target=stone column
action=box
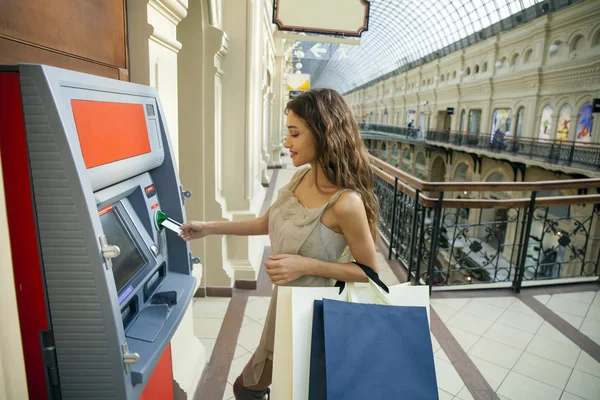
[260,85,272,186]
[269,47,289,168]
[128,2,208,397]
[128,0,188,166]
[178,0,231,290]
[218,0,267,284]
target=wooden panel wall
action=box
[0,0,129,80]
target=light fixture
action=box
[294,70,302,74]
[466,276,472,282]
[495,60,503,68]
[295,62,303,69]
[463,191,468,195]
[549,43,559,54]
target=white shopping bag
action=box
[272,280,430,400]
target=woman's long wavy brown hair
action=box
[286,88,378,242]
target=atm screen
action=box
[100,207,147,292]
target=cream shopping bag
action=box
[272,281,430,400]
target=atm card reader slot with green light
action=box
[156,210,183,234]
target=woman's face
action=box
[284,110,317,167]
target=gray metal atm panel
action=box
[20,73,127,398]
[17,64,195,399]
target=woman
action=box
[179,88,379,399]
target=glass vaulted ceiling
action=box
[293,0,556,94]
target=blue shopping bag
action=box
[310,262,391,399]
[313,298,438,400]
[308,300,326,399]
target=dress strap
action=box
[290,167,311,192]
[325,189,350,210]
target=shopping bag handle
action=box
[334,262,390,295]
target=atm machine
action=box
[0,64,197,399]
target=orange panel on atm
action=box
[71,100,151,168]
[139,344,174,400]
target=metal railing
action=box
[359,122,422,139]
[426,130,600,172]
[358,123,600,172]
[370,156,600,292]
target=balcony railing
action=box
[370,156,600,292]
[426,130,600,172]
[359,122,423,139]
[358,123,600,172]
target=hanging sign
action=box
[273,0,370,37]
[287,73,311,91]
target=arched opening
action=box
[524,49,533,63]
[454,163,469,182]
[570,35,585,52]
[468,109,482,133]
[430,157,446,182]
[538,105,553,141]
[474,64,480,74]
[491,109,513,145]
[482,62,488,72]
[465,67,471,76]
[515,107,525,137]
[453,70,457,79]
[441,75,445,82]
[511,53,520,66]
[459,109,467,132]
[557,104,572,141]
[402,148,411,172]
[594,30,600,47]
[576,103,594,143]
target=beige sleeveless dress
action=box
[242,167,354,386]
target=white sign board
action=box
[273,0,370,37]
[286,73,310,91]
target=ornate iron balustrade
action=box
[426,129,600,172]
[371,156,600,292]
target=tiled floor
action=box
[193,296,232,362]
[431,295,600,400]
[209,250,417,400]
[535,291,600,346]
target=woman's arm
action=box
[205,210,270,236]
[180,169,306,241]
[265,191,379,284]
[179,210,269,241]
